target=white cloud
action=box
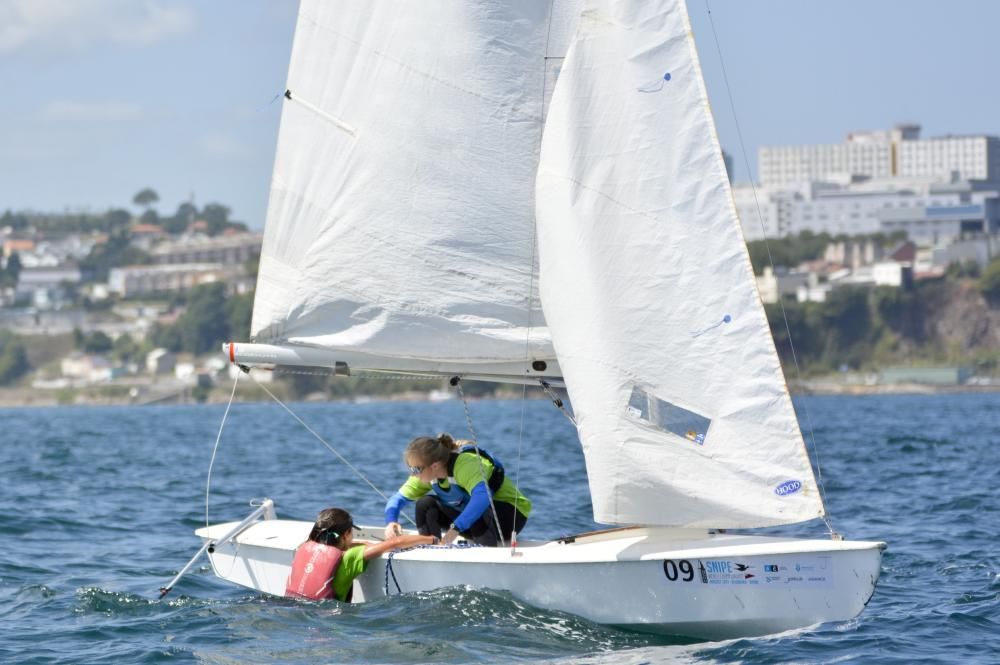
[0,0,195,54]
[42,99,143,121]
[199,132,252,159]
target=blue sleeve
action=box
[453,482,490,532]
[384,491,412,524]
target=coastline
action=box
[790,380,998,396]
[0,381,996,409]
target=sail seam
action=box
[536,170,662,223]
[297,11,542,126]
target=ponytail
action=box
[404,432,458,467]
[436,432,458,451]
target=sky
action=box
[1,0,999,229]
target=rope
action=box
[244,369,417,527]
[452,377,507,548]
[205,370,241,527]
[384,550,402,595]
[539,380,576,426]
[383,542,481,596]
[702,0,836,537]
[266,365,442,381]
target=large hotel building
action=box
[736,124,1000,242]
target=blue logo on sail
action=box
[638,72,672,93]
[690,314,732,338]
[774,479,803,497]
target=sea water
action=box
[1,394,997,664]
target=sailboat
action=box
[191,0,885,640]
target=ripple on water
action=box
[2,396,1000,664]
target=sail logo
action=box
[774,479,803,496]
[637,71,672,93]
[690,314,732,338]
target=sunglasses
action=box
[408,465,424,475]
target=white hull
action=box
[196,513,884,640]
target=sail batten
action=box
[536,0,823,528]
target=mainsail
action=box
[251,1,568,375]
[535,0,825,527]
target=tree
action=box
[979,258,1000,306]
[872,286,921,340]
[1,252,21,287]
[103,208,132,232]
[746,230,832,275]
[164,202,198,235]
[946,259,980,280]
[765,301,817,366]
[133,188,160,210]
[226,290,254,341]
[79,231,151,282]
[0,331,30,385]
[82,331,113,354]
[111,333,143,364]
[152,323,183,353]
[202,203,231,236]
[169,283,231,353]
[73,328,114,354]
[243,255,260,281]
[1,210,29,230]
[817,287,872,367]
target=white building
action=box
[108,263,241,298]
[930,235,997,269]
[824,239,883,268]
[60,353,126,383]
[146,348,177,375]
[759,124,999,189]
[150,233,262,266]
[870,261,912,288]
[15,264,83,308]
[735,178,1000,242]
[17,235,98,268]
[899,136,1000,183]
[756,266,809,304]
[796,272,835,303]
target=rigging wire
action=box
[702,0,836,536]
[244,368,417,527]
[206,371,241,528]
[453,377,507,548]
[507,0,562,552]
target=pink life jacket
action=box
[285,541,344,600]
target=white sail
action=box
[252,1,560,374]
[536,0,824,527]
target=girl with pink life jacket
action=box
[285,507,436,602]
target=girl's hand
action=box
[441,527,459,545]
[384,522,401,539]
